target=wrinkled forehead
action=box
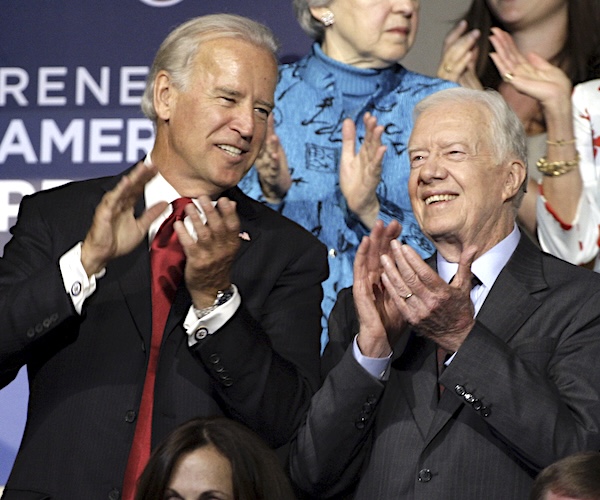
[410,102,492,147]
[195,36,277,66]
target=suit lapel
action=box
[91,168,153,342]
[225,187,262,261]
[422,235,547,442]
[392,335,439,438]
[113,241,152,341]
[476,235,546,343]
[163,284,191,340]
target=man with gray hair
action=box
[0,14,327,499]
[290,87,600,499]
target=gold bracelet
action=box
[536,154,580,177]
[546,138,576,146]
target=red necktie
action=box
[122,197,191,499]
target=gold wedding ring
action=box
[504,72,514,82]
[404,292,413,300]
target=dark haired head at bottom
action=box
[135,416,297,500]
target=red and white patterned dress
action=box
[538,79,600,271]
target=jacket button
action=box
[355,421,365,430]
[464,393,476,403]
[455,384,466,396]
[209,354,220,364]
[108,488,120,500]
[418,469,432,482]
[481,407,491,417]
[125,410,136,423]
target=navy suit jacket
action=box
[0,167,328,499]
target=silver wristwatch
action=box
[194,286,235,319]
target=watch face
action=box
[216,287,234,306]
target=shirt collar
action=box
[437,224,521,289]
[143,151,213,242]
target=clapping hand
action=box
[489,27,572,113]
[381,243,478,353]
[339,112,387,230]
[437,20,483,90]
[175,196,241,309]
[254,113,292,203]
[81,162,168,276]
[354,220,406,358]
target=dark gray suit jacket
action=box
[0,168,328,499]
[290,234,600,499]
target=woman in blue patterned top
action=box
[239,0,457,351]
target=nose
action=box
[417,156,446,184]
[391,0,418,15]
[231,106,254,141]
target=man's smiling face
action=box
[408,100,515,252]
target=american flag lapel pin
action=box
[238,231,251,241]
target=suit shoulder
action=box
[20,173,120,212]
[535,251,600,307]
[541,251,600,287]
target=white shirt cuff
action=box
[59,242,105,315]
[352,335,392,381]
[184,285,241,346]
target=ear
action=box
[153,70,175,122]
[503,159,527,201]
[309,6,332,22]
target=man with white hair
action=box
[290,87,600,499]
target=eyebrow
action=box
[164,488,184,499]
[199,490,230,500]
[164,488,230,500]
[216,86,274,110]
